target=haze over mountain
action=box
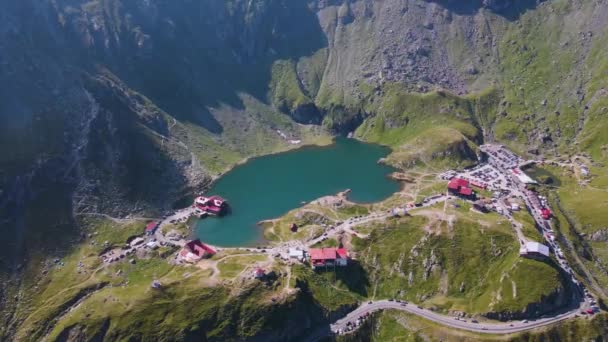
[2,0,608,340]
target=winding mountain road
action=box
[307,299,584,341]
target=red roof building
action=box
[448,178,469,190]
[178,239,216,263]
[253,268,266,279]
[541,208,552,220]
[447,180,460,191]
[308,247,349,269]
[459,187,473,196]
[448,178,474,198]
[145,221,158,235]
[195,196,229,216]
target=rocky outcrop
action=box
[589,229,608,242]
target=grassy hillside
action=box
[352,211,565,317]
[527,163,608,299]
[9,217,327,341]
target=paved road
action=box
[325,299,582,339]
[154,206,199,247]
[306,195,448,248]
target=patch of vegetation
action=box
[269,60,313,114]
[353,85,495,169]
[311,237,340,248]
[160,221,190,237]
[336,204,370,218]
[542,164,608,293]
[512,210,544,242]
[263,204,339,243]
[296,48,329,98]
[13,217,315,341]
[292,265,361,311]
[349,211,566,316]
[217,254,269,279]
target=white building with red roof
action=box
[178,239,216,263]
[194,195,229,216]
[308,247,349,269]
[145,221,158,236]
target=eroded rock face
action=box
[589,229,608,242]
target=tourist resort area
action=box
[100,191,354,279]
[93,142,600,339]
[99,144,576,280]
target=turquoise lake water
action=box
[194,138,398,246]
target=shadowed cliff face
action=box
[0,0,328,277]
[58,0,327,130]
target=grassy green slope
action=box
[11,217,323,341]
[354,86,500,169]
[531,164,608,297]
[353,213,564,316]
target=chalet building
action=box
[308,248,348,270]
[447,178,475,199]
[178,239,216,263]
[195,196,229,216]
